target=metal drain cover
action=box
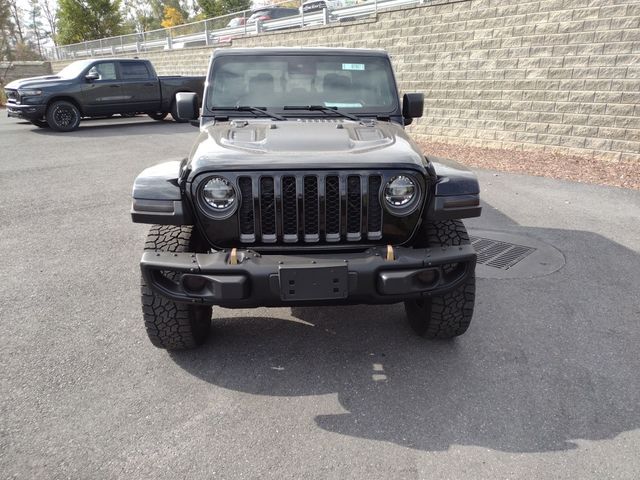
[468,229,565,279]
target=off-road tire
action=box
[31,118,48,128]
[171,99,188,123]
[148,112,168,121]
[46,100,81,132]
[141,225,212,350]
[404,219,476,339]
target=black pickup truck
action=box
[131,48,481,350]
[4,58,204,131]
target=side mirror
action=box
[402,93,424,125]
[175,92,199,121]
[85,71,100,81]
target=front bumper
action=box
[6,104,46,121]
[141,245,476,308]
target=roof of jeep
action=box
[212,47,389,58]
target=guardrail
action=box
[46,0,435,60]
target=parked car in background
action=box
[300,0,344,15]
[247,6,299,23]
[4,58,205,132]
[226,17,246,28]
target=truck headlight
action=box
[202,176,237,217]
[18,89,42,96]
[383,175,420,215]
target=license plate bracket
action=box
[279,263,348,301]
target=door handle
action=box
[110,84,121,88]
[143,83,154,87]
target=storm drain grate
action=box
[470,236,536,270]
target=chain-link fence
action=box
[45,0,433,60]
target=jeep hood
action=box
[188,119,427,174]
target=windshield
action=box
[56,60,94,79]
[206,54,399,116]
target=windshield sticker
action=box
[325,102,363,108]
[342,63,365,71]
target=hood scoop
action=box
[215,121,394,154]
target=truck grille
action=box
[237,172,384,244]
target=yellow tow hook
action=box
[229,247,238,265]
[386,245,395,261]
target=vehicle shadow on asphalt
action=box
[29,119,193,137]
[169,202,640,453]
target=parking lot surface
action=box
[1,114,639,479]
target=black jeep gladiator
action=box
[131,48,481,350]
[4,58,204,131]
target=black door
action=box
[119,61,161,113]
[80,61,127,116]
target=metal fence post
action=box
[243,11,247,35]
[167,30,173,50]
[205,20,210,46]
[323,7,329,25]
[99,38,103,55]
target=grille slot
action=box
[346,175,362,241]
[367,176,382,240]
[237,172,395,245]
[303,176,319,242]
[238,177,255,242]
[259,177,276,242]
[281,176,298,242]
[325,175,341,241]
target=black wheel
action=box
[404,219,476,339]
[46,100,81,132]
[30,118,48,128]
[148,112,168,121]
[171,99,188,123]
[141,225,212,350]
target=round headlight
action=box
[384,175,417,208]
[202,176,236,212]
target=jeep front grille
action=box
[238,172,384,244]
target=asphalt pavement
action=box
[1,114,639,479]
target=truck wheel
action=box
[404,220,476,339]
[148,112,168,121]
[46,100,81,132]
[171,100,188,123]
[141,225,212,350]
[30,119,48,128]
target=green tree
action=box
[27,0,47,58]
[123,0,161,32]
[1,0,14,62]
[197,0,251,18]
[56,0,125,45]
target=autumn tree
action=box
[161,6,185,28]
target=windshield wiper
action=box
[210,106,286,121]
[283,105,360,121]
